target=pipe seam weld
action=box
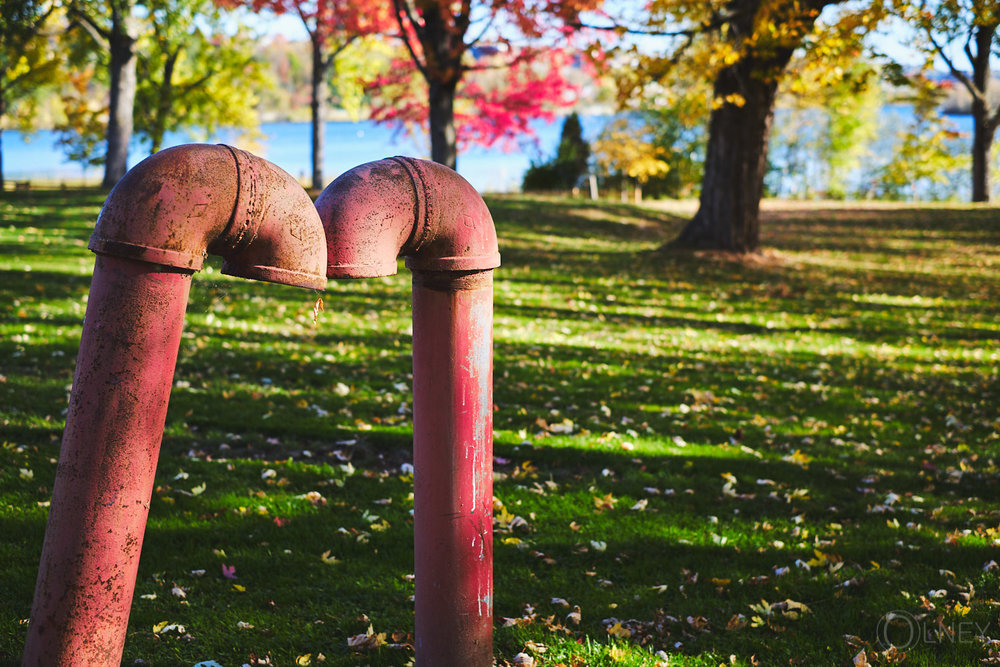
[317,156,500,279]
[211,145,263,255]
[87,143,326,290]
[388,156,429,255]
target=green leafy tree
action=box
[894,0,1000,201]
[867,69,968,200]
[817,64,881,199]
[60,0,271,175]
[1,0,59,187]
[639,101,706,199]
[768,58,882,199]
[135,0,271,153]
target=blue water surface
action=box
[2,118,598,193]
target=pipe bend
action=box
[89,143,327,290]
[315,156,500,278]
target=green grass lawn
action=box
[2,188,999,667]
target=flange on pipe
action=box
[23,144,326,667]
[317,157,500,666]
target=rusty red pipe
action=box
[24,144,326,667]
[316,157,499,665]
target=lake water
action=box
[2,118,583,193]
[2,109,975,197]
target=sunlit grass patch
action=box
[1,191,999,665]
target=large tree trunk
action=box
[103,8,137,189]
[310,37,327,191]
[666,0,831,253]
[414,0,461,171]
[667,58,780,253]
[428,78,458,170]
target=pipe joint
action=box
[89,144,327,289]
[316,156,500,278]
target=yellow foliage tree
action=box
[593,116,670,202]
[600,0,889,252]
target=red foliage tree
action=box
[372,0,603,170]
[221,0,392,189]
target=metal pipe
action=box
[24,144,326,666]
[24,256,191,666]
[412,269,494,665]
[314,156,500,277]
[316,158,499,665]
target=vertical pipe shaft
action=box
[411,269,494,666]
[24,255,192,667]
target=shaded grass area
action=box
[2,189,999,666]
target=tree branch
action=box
[570,5,744,39]
[325,33,359,67]
[926,27,984,104]
[392,0,428,78]
[464,7,497,48]
[66,2,111,47]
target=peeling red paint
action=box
[412,270,494,665]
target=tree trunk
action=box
[103,7,137,188]
[310,37,327,191]
[667,58,780,253]
[1,77,5,189]
[971,98,994,202]
[149,51,178,154]
[428,78,458,170]
[970,23,995,203]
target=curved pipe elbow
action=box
[90,144,327,290]
[315,157,500,278]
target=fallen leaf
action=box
[607,621,632,638]
[593,493,617,511]
[566,606,581,625]
[512,653,535,667]
[347,624,386,650]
